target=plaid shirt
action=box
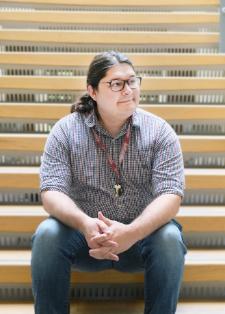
[40,108,184,223]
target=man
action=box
[32,51,186,314]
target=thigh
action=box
[113,242,144,273]
[32,217,112,272]
[140,220,187,264]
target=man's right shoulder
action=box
[52,111,82,130]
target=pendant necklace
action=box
[91,119,131,197]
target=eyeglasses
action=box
[102,76,142,92]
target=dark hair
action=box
[71,51,134,114]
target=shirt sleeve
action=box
[40,118,72,197]
[151,121,185,198]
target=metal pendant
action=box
[114,184,123,197]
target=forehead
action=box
[104,63,135,80]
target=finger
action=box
[98,211,112,226]
[89,247,106,259]
[106,252,119,262]
[89,246,112,258]
[91,233,108,242]
[88,240,101,249]
[101,240,118,248]
[91,235,118,247]
[96,220,112,236]
[89,248,119,261]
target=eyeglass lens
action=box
[110,77,141,91]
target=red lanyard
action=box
[91,119,132,196]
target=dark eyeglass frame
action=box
[101,76,142,92]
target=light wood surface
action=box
[0,0,220,7]
[0,11,219,25]
[1,302,225,314]
[0,167,225,189]
[1,134,225,153]
[1,104,225,121]
[1,53,225,67]
[0,250,225,283]
[1,76,225,92]
[0,205,225,233]
[0,30,218,45]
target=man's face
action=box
[88,63,140,120]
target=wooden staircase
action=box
[0,0,225,312]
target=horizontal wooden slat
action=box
[0,206,47,233]
[0,30,218,45]
[0,167,224,189]
[1,53,225,68]
[1,76,225,92]
[1,302,225,314]
[0,103,70,120]
[1,104,225,121]
[1,134,225,153]
[0,134,47,152]
[1,205,225,233]
[141,105,225,120]
[178,206,225,232]
[0,167,39,189]
[0,250,225,283]
[2,302,225,314]
[0,11,219,25]
[179,136,225,153]
[0,0,219,7]
[185,168,225,189]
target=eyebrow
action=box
[107,74,136,81]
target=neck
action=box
[99,114,129,138]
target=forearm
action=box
[41,190,90,232]
[129,194,182,242]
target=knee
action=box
[141,222,187,266]
[32,217,66,254]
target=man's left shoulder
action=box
[135,107,167,126]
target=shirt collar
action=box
[84,109,141,130]
[132,109,141,128]
[84,110,97,128]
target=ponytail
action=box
[70,93,97,114]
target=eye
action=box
[128,77,137,85]
[111,80,123,88]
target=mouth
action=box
[118,99,134,104]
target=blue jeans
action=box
[31,217,187,314]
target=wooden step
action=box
[0,206,47,233]
[0,205,225,233]
[0,0,220,7]
[1,301,225,314]
[178,206,225,232]
[1,76,224,92]
[0,30,218,46]
[0,11,219,25]
[0,167,225,189]
[1,134,225,153]
[1,104,225,121]
[1,53,225,68]
[0,249,225,283]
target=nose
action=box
[122,81,132,94]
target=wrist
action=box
[75,212,91,233]
[127,222,143,243]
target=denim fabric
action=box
[31,217,186,314]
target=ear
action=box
[87,85,96,102]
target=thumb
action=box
[98,211,112,226]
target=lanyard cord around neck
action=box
[91,119,132,196]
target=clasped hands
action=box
[84,211,135,262]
